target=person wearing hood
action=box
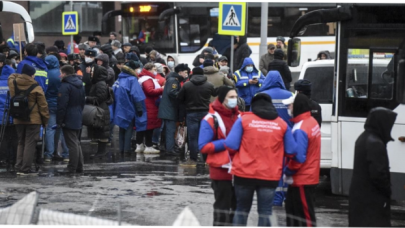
[267,49,292,90]
[282,93,321,227]
[67,35,82,55]
[149,50,166,65]
[56,65,86,175]
[166,54,178,72]
[16,43,49,92]
[234,36,252,71]
[317,50,332,60]
[233,57,264,111]
[85,65,111,156]
[135,63,164,154]
[153,63,167,86]
[44,55,69,163]
[177,67,215,166]
[112,61,145,155]
[95,53,115,87]
[9,64,50,175]
[259,43,276,76]
[224,93,297,226]
[80,49,97,95]
[158,63,188,156]
[192,47,214,67]
[130,46,148,65]
[7,50,19,69]
[349,107,397,227]
[199,85,240,226]
[203,59,234,102]
[99,44,118,68]
[0,60,17,171]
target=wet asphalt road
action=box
[1,129,405,226]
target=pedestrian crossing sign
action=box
[62,11,79,35]
[218,2,246,36]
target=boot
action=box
[94,142,108,156]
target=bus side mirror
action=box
[396,59,405,104]
[288,38,301,67]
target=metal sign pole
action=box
[70,1,74,53]
[230,36,234,73]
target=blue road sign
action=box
[62,11,79,35]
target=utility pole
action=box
[259,2,268,59]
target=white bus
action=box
[0,1,34,43]
[288,4,405,200]
[103,2,336,80]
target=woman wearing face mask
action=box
[233,57,265,111]
[166,55,178,72]
[135,63,164,154]
[199,85,240,226]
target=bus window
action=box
[346,49,369,99]
[304,67,334,103]
[370,52,395,100]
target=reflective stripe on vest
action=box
[7,38,14,45]
[36,70,48,77]
[233,71,241,82]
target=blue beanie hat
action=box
[22,64,36,76]
[126,53,139,61]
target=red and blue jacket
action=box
[285,111,321,186]
[224,112,297,181]
[199,101,240,180]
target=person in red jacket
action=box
[135,63,164,154]
[199,85,240,226]
[282,93,321,227]
[225,93,297,226]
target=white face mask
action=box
[85,57,94,63]
[136,69,142,75]
[226,98,238,108]
[287,109,293,117]
[168,61,174,68]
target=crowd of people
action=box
[0,32,326,226]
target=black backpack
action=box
[9,79,38,121]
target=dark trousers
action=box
[63,128,84,172]
[164,120,176,152]
[119,122,133,152]
[136,129,154,147]
[211,180,236,226]
[285,185,317,227]
[15,124,41,172]
[186,111,207,161]
[0,125,18,166]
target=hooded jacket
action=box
[45,55,60,110]
[349,107,397,227]
[166,54,178,72]
[284,93,321,186]
[203,66,234,102]
[192,47,214,67]
[225,93,296,185]
[317,51,332,60]
[96,54,115,87]
[233,57,264,106]
[57,75,85,130]
[267,49,292,90]
[138,68,164,130]
[0,65,15,124]
[17,56,49,92]
[158,72,185,121]
[8,73,49,125]
[177,74,214,112]
[86,65,110,139]
[234,36,252,70]
[112,65,146,129]
[257,71,294,127]
[199,98,240,180]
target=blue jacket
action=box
[45,55,60,110]
[233,58,264,106]
[57,75,86,130]
[7,35,25,53]
[257,71,294,127]
[17,56,48,92]
[0,65,15,124]
[112,69,146,129]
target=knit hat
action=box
[73,35,82,44]
[204,53,215,61]
[175,63,189,73]
[203,59,214,67]
[54,40,65,49]
[294,79,312,97]
[217,85,236,103]
[126,52,139,61]
[68,53,80,61]
[218,56,228,62]
[93,31,102,37]
[125,60,141,70]
[78,44,88,50]
[21,64,36,76]
[154,63,164,74]
[46,46,58,54]
[84,49,97,57]
[191,67,203,75]
[59,52,67,58]
[111,40,121,48]
[110,32,117,37]
[276,36,285,43]
[268,43,276,49]
[88,36,97,42]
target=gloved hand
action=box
[283,174,294,185]
[136,110,143,117]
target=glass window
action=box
[345,49,369,99]
[303,67,334,103]
[30,1,104,34]
[370,52,395,100]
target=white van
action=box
[297,58,391,170]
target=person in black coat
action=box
[349,107,397,227]
[85,64,111,156]
[233,36,251,71]
[267,49,292,90]
[57,65,86,174]
[158,64,188,155]
[80,49,97,95]
[294,79,322,127]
